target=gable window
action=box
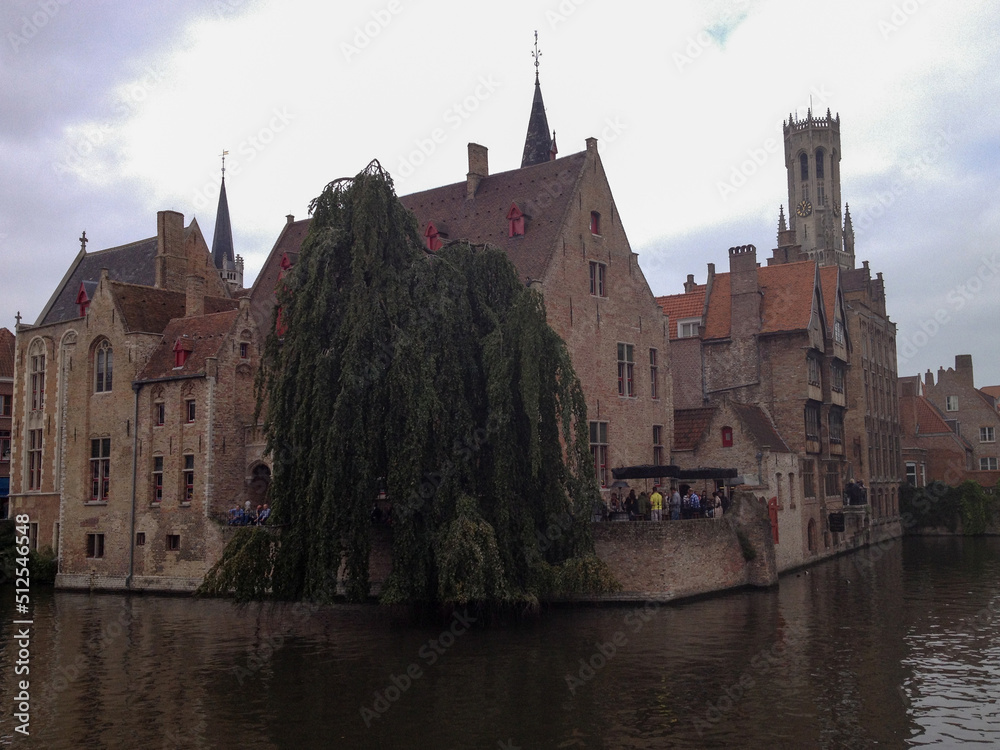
[721,426,734,448]
[183,454,194,503]
[649,349,659,400]
[590,211,601,235]
[167,534,181,551]
[834,319,844,345]
[27,429,42,490]
[677,318,700,339]
[30,350,45,411]
[807,356,821,387]
[0,430,10,462]
[980,427,996,443]
[185,399,196,423]
[589,421,609,488]
[173,338,192,368]
[946,396,958,412]
[981,457,999,471]
[832,363,845,394]
[76,284,91,317]
[154,402,165,427]
[0,394,11,416]
[589,261,606,297]
[617,343,635,398]
[86,533,105,559]
[152,456,164,503]
[240,342,249,359]
[804,404,820,441]
[90,438,111,502]
[95,340,113,393]
[507,203,525,237]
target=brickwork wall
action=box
[669,337,702,409]
[924,356,1000,475]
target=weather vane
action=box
[220,149,229,179]
[532,30,541,82]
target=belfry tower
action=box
[783,109,854,270]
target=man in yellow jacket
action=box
[650,486,663,522]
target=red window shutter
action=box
[506,203,525,237]
[722,427,733,447]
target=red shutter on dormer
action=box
[173,337,193,368]
[507,204,525,237]
[424,223,442,252]
[76,283,91,317]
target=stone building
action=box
[9,189,263,590]
[0,328,14,521]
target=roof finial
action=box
[778,205,787,234]
[532,30,541,83]
[220,149,229,180]
[79,230,88,252]
[15,311,22,328]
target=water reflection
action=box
[0,537,998,749]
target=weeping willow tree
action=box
[202,160,617,607]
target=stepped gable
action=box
[0,328,14,377]
[673,407,715,451]
[399,151,587,284]
[109,281,237,334]
[656,286,706,340]
[730,403,791,452]
[703,261,819,340]
[139,309,240,380]
[39,237,158,325]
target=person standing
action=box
[690,489,701,518]
[650,486,663,522]
[712,491,723,520]
[670,486,682,521]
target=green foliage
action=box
[29,546,57,585]
[736,530,757,562]
[199,528,277,601]
[0,520,14,584]
[901,480,999,535]
[214,160,612,608]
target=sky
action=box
[2,0,998,386]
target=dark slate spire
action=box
[520,31,553,168]
[212,152,234,269]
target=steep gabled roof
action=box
[138,309,240,381]
[673,408,715,452]
[981,386,1000,410]
[730,402,791,453]
[38,237,158,326]
[399,151,588,284]
[109,281,237,335]
[0,328,15,378]
[656,286,706,340]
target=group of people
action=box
[599,486,731,522]
[227,500,271,526]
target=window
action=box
[816,182,826,206]
[152,456,164,503]
[649,349,659,399]
[946,396,958,412]
[653,425,664,465]
[807,357,821,387]
[824,462,840,497]
[832,363,845,393]
[834,319,844,345]
[0,394,10,416]
[815,149,825,179]
[721,426,733,448]
[28,429,42,490]
[805,405,820,441]
[800,153,809,181]
[617,343,635,397]
[802,460,816,499]
[905,462,917,486]
[0,430,9,461]
[90,438,111,502]
[86,533,105,559]
[981,457,999,471]
[154,402,165,427]
[677,318,700,338]
[166,534,181,551]
[136,532,146,546]
[980,427,996,443]
[829,409,844,444]
[185,399,196,423]
[30,351,45,411]
[239,342,249,359]
[174,338,192,368]
[590,211,601,235]
[183,454,194,502]
[589,421,608,488]
[95,340,113,392]
[507,203,525,237]
[589,261,606,297]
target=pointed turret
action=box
[521,32,554,168]
[777,204,788,235]
[211,176,235,270]
[843,203,855,260]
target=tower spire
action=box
[777,205,787,234]
[521,31,554,168]
[212,152,235,272]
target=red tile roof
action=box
[0,328,14,378]
[673,408,715,451]
[703,261,819,340]
[981,386,1000,411]
[110,281,237,334]
[913,396,953,435]
[656,287,706,340]
[138,310,240,381]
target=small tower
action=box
[212,150,243,291]
[520,31,555,168]
[783,108,853,270]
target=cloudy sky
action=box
[2,0,998,385]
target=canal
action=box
[2,536,999,749]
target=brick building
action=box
[9,191,264,590]
[898,377,974,487]
[0,328,13,521]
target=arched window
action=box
[815,149,824,179]
[800,152,809,181]
[29,339,46,412]
[95,340,113,392]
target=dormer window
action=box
[590,211,601,235]
[721,426,734,447]
[507,203,525,237]
[76,282,93,317]
[173,337,193,368]
[424,222,444,252]
[677,318,701,339]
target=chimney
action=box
[466,143,488,199]
[155,210,187,292]
[925,369,934,388]
[728,244,761,338]
[955,354,974,388]
[586,137,598,153]
[285,214,295,224]
[683,274,697,293]
[185,274,205,318]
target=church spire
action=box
[211,150,235,270]
[777,204,787,234]
[520,31,554,168]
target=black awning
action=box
[611,465,737,481]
